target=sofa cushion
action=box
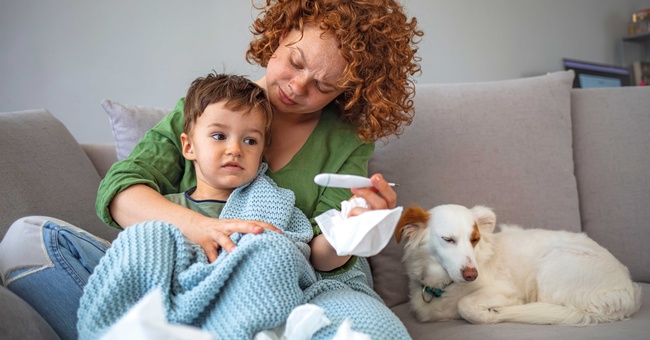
[101,99,171,160]
[81,143,119,178]
[572,86,650,283]
[392,283,650,339]
[0,286,59,339]
[368,71,580,307]
[0,109,119,242]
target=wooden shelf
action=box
[622,32,650,43]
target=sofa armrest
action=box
[81,144,117,178]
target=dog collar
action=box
[421,284,449,303]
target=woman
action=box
[1,0,423,339]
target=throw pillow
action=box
[102,99,171,160]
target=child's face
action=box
[182,101,266,200]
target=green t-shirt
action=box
[164,189,225,218]
[97,97,374,234]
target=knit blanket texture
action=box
[77,164,404,339]
[77,164,319,339]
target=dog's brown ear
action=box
[395,206,430,243]
[470,205,496,233]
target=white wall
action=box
[1,0,649,144]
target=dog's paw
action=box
[458,298,503,324]
[487,307,500,314]
[459,307,500,324]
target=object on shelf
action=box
[563,58,631,89]
[629,8,650,35]
[631,61,650,86]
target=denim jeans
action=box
[0,217,110,340]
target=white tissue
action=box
[100,288,214,340]
[283,304,331,339]
[255,305,372,340]
[254,304,330,340]
[315,198,403,257]
[332,319,371,340]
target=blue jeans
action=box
[0,217,110,340]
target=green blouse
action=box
[96,97,375,235]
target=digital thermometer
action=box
[314,173,397,189]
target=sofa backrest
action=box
[368,71,582,307]
[0,109,120,242]
[571,86,650,283]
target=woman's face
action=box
[264,25,347,117]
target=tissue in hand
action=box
[315,198,403,257]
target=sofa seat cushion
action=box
[0,286,59,339]
[369,71,580,307]
[392,282,650,340]
[0,109,119,242]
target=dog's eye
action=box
[471,237,480,245]
[442,237,456,244]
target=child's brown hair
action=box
[183,72,273,146]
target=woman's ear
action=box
[180,132,196,161]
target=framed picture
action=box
[563,58,632,88]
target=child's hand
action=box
[182,216,281,263]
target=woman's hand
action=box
[310,173,396,270]
[183,215,282,263]
[348,173,397,216]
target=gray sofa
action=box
[1,70,648,339]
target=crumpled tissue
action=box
[332,319,371,340]
[101,288,215,340]
[254,304,370,340]
[315,197,403,257]
[254,304,330,340]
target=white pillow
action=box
[101,99,171,160]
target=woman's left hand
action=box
[348,173,396,216]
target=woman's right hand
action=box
[110,184,281,263]
[348,173,397,216]
[182,215,281,262]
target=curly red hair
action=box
[246,0,423,142]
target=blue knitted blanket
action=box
[78,163,409,339]
[77,164,319,339]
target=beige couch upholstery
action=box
[368,71,650,339]
[1,70,648,339]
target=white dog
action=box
[395,204,642,325]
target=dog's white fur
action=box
[396,204,642,325]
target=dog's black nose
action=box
[463,267,478,281]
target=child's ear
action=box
[180,133,196,161]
